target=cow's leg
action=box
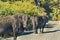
[32,26,38,34]
[1,34,4,37]
[38,23,42,33]
[35,29,38,34]
[41,26,44,33]
[35,17,38,34]
[19,23,24,34]
[35,26,38,34]
[31,17,35,33]
[23,15,27,31]
[41,23,46,33]
[33,23,36,34]
[31,16,38,34]
[31,18,37,34]
[39,26,42,33]
[12,23,18,40]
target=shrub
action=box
[50,7,60,21]
[0,1,11,16]
[10,1,39,16]
[0,1,46,16]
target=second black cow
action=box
[31,15,49,33]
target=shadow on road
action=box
[1,29,60,38]
[43,30,60,33]
[0,31,33,38]
[18,31,33,36]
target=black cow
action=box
[31,15,49,33]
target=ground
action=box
[0,21,60,40]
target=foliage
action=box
[0,0,60,20]
[50,7,60,21]
[10,1,39,16]
[0,1,46,16]
[0,1,11,16]
[40,0,60,21]
[49,0,60,21]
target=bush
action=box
[0,1,46,16]
[10,1,39,16]
[50,7,60,21]
[0,1,11,16]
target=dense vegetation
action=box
[0,0,60,20]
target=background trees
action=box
[0,0,60,21]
